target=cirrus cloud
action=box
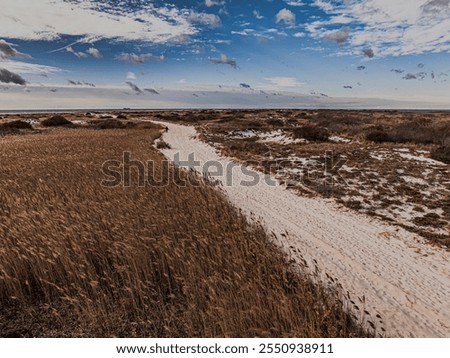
[309,0,450,57]
[264,77,303,88]
[0,0,197,43]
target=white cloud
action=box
[86,47,102,59]
[187,11,221,28]
[0,0,197,43]
[313,0,335,12]
[264,77,303,88]
[66,46,88,59]
[0,60,62,76]
[276,8,296,26]
[324,27,350,44]
[284,1,305,7]
[231,29,255,36]
[205,0,225,7]
[293,32,306,38]
[309,0,450,56]
[66,46,103,59]
[126,72,137,81]
[253,10,264,19]
[116,53,165,64]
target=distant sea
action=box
[1,108,450,114]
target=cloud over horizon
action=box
[116,53,165,64]
[126,81,143,95]
[0,68,27,85]
[0,1,449,109]
[208,54,237,68]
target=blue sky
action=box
[1,0,450,109]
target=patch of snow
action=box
[399,153,446,166]
[230,129,258,138]
[370,151,390,161]
[258,130,306,145]
[23,119,39,125]
[329,135,352,143]
[401,176,428,186]
[71,120,87,125]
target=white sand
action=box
[157,121,450,338]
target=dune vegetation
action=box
[0,122,367,337]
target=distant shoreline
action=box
[2,108,450,114]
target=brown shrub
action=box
[41,115,73,127]
[156,140,171,149]
[430,146,450,164]
[2,120,33,130]
[293,125,329,141]
[388,119,436,144]
[266,118,284,126]
[90,119,134,129]
[366,130,391,143]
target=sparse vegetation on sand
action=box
[173,109,449,247]
[0,124,367,338]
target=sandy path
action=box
[157,121,450,338]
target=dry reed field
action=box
[0,120,367,337]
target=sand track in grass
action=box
[158,121,450,338]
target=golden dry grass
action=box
[0,126,367,338]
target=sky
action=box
[1,0,450,110]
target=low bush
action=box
[389,119,436,144]
[2,120,33,130]
[41,115,73,127]
[430,146,450,164]
[266,118,284,126]
[366,130,391,143]
[293,125,329,141]
[91,119,134,129]
[156,140,171,149]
